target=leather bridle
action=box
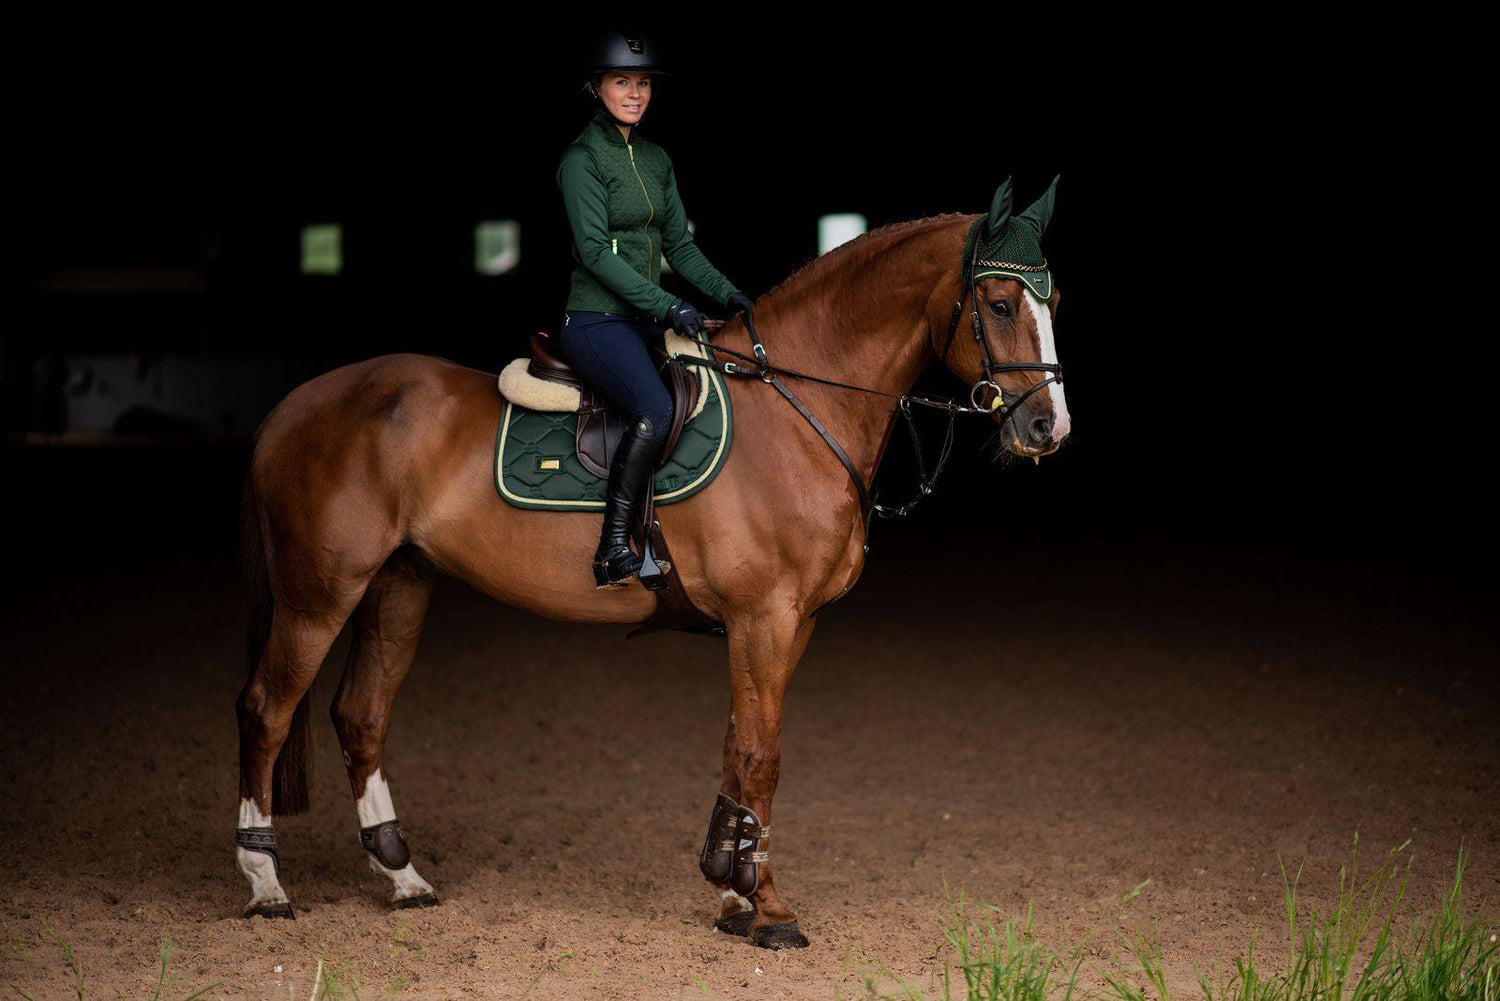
[938,215,1065,425]
[668,216,1065,553]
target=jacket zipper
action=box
[626,142,655,283]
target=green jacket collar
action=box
[589,107,635,146]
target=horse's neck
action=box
[729,217,968,488]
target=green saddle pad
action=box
[493,363,733,510]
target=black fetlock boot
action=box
[593,415,666,588]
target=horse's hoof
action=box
[749,919,809,950]
[243,900,296,920]
[393,891,440,910]
[714,909,757,937]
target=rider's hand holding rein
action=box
[668,291,750,342]
[665,298,704,338]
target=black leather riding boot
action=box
[593,415,666,587]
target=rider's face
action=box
[593,71,652,125]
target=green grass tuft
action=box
[859,840,1497,1001]
[314,956,364,1000]
[1112,838,1497,1001]
[10,929,224,1001]
[857,874,1086,1000]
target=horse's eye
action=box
[988,300,1011,318]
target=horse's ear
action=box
[984,176,1014,241]
[1016,174,1060,237]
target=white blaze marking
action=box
[1022,291,1071,442]
[355,769,435,902]
[236,797,288,907]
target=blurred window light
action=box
[818,213,866,255]
[475,220,521,275]
[301,224,342,275]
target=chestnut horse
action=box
[234,197,1070,949]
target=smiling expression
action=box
[592,71,652,126]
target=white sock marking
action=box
[355,769,435,901]
[236,797,288,907]
[367,856,436,899]
[356,769,397,827]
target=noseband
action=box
[669,215,1065,551]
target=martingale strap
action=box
[672,314,882,544]
[672,309,955,546]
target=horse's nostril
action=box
[1029,416,1053,442]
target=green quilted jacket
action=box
[557,108,742,322]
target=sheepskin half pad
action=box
[495,330,713,420]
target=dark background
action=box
[4,30,1495,996]
[3,24,1490,600]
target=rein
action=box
[667,216,1064,550]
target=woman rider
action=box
[557,31,753,589]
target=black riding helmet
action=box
[584,31,670,126]
[588,30,670,76]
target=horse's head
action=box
[937,176,1071,459]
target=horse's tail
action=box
[241,466,313,815]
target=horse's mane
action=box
[756,211,972,306]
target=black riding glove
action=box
[726,291,754,315]
[664,297,703,338]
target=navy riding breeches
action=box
[557,310,675,438]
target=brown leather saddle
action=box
[526,329,724,638]
[527,331,701,479]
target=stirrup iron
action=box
[637,520,671,592]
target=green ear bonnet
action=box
[970,174,1059,301]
